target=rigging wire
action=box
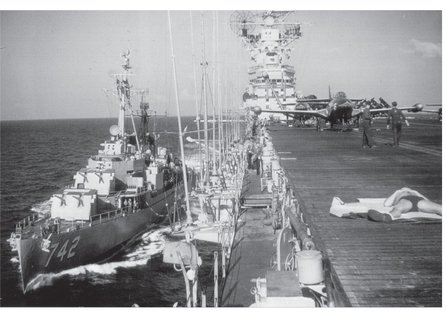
[189,10,203,183]
[200,12,210,184]
[104,89,116,119]
[166,10,192,224]
[211,11,217,175]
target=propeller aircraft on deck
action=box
[250,91,425,130]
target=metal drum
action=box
[296,250,323,285]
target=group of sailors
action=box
[121,198,140,212]
[225,140,245,176]
[245,114,268,175]
[245,138,263,175]
[40,219,61,238]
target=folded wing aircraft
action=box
[251,91,424,128]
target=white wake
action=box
[24,226,174,292]
[30,199,52,217]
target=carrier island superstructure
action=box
[233,11,302,120]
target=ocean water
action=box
[0,117,220,307]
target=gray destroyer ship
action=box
[10,52,186,292]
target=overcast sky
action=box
[0,9,442,120]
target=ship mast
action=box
[167,11,192,224]
[114,50,141,152]
[136,90,151,151]
[201,15,210,185]
[189,11,202,185]
[211,11,217,176]
[116,50,132,138]
[217,12,223,172]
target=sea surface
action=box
[0,117,220,307]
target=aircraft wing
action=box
[256,108,328,119]
[296,98,364,103]
[296,99,330,103]
[422,104,442,113]
[369,104,424,115]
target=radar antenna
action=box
[264,11,294,22]
[121,49,132,71]
[229,11,256,37]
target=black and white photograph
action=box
[0,0,442,308]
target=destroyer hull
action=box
[17,188,176,292]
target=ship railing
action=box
[106,187,144,201]
[89,204,142,226]
[275,175,316,262]
[249,65,263,71]
[114,186,150,202]
[15,213,40,234]
[125,184,149,194]
[282,64,295,70]
[114,190,124,198]
[90,208,124,225]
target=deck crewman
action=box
[387,101,410,147]
[362,102,376,149]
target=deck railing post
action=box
[214,251,219,307]
[222,246,226,278]
[192,275,198,307]
[201,292,206,307]
[176,251,191,307]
